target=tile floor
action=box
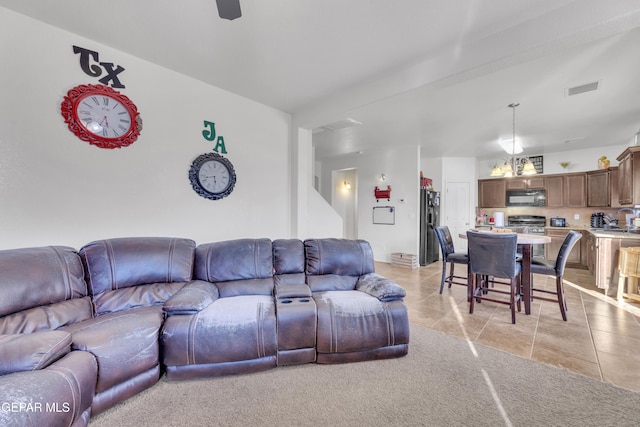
[374,261,640,392]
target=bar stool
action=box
[530,230,581,321]
[434,226,469,296]
[467,231,521,324]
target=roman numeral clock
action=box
[61,84,142,149]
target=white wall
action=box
[0,9,291,250]
[320,147,420,262]
[332,168,357,239]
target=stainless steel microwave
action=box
[506,189,546,207]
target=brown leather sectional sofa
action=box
[0,237,409,426]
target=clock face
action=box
[189,153,236,200]
[76,94,133,139]
[61,84,142,149]
[198,160,231,193]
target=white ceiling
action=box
[2,0,640,161]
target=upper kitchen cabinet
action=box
[546,173,586,208]
[545,175,564,208]
[478,179,506,208]
[587,167,619,207]
[564,173,587,207]
[617,146,640,205]
[505,176,545,190]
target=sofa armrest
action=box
[163,280,219,315]
[356,273,406,301]
[0,331,72,375]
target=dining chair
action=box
[467,231,521,324]
[529,230,582,321]
[434,226,469,296]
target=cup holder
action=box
[279,298,311,304]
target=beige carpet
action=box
[90,324,640,426]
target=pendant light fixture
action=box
[492,102,537,177]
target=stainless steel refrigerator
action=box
[419,189,440,266]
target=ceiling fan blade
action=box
[216,0,242,20]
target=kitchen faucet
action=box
[616,206,640,227]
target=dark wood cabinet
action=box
[616,146,640,205]
[586,169,609,206]
[545,229,582,268]
[586,168,617,207]
[505,176,545,190]
[545,175,564,208]
[478,179,506,208]
[564,173,586,207]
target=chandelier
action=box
[491,103,537,177]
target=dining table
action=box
[460,230,551,315]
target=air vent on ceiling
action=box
[563,137,586,145]
[566,81,599,96]
[322,118,363,131]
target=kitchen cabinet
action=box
[478,179,506,208]
[585,232,596,273]
[564,173,587,207]
[610,167,620,208]
[616,146,640,205]
[591,236,620,291]
[545,176,564,208]
[505,176,545,190]
[587,167,619,207]
[545,229,582,268]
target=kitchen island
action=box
[562,227,640,295]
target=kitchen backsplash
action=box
[477,206,621,228]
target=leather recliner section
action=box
[162,238,278,379]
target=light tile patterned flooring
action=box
[375,261,640,392]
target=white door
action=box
[445,182,471,251]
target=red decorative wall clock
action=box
[61,84,142,149]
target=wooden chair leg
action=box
[469,274,477,314]
[448,263,456,288]
[557,276,567,321]
[510,279,517,324]
[439,260,447,294]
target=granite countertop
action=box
[546,225,640,239]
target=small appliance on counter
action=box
[549,217,566,227]
[494,212,505,227]
[591,212,605,228]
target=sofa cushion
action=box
[273,239,305,275]
[0,331,71,375]
[0,246,90,333]
[195,239,274,298]
[79,237,196,315]
[304,239,375,292]
[0,298,93,335]
[162,295,277,367]
[0,246,87,317]
[314,290,410,354]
